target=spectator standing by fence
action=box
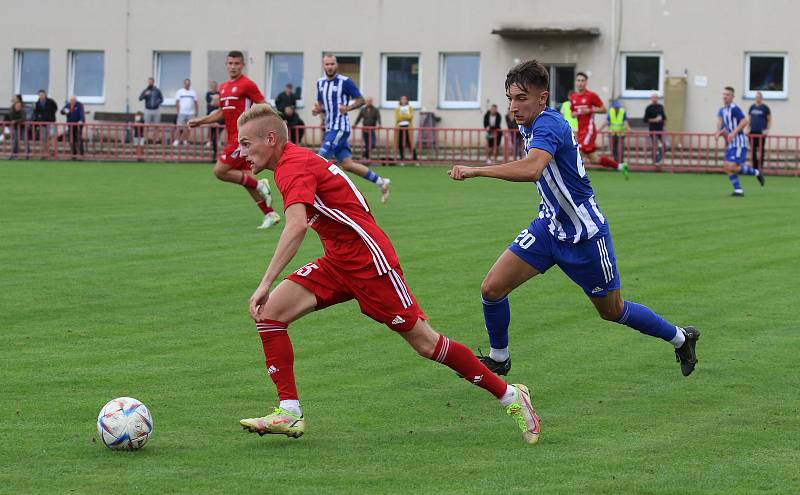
[8,97,26,159]
[354,96,381,160]
[282,105,305,144]
[505,110,523,159]
[747,91,771,169]
[206,81,220,155]
[32,90,57,157]
[395,95,416,162]
[601,100,630,164]
[275,84,298,114]
[174,79,198,146]
[484,104,503,164]
[644,92,667,164]
[133,111,145,161]
[139,78,163,143]
[60,96,85,158]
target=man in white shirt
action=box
[174,78,198,145]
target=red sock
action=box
[256,320,298,401]
[255,199,274,214]
[598,155,619,169]
[240,172,259,189]
[431,335,507,398]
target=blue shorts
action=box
[724,144,747,165]
[319,130,353,162]
[508,218,621,297]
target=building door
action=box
[543,65,575,109]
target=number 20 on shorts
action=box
[514,229,536,249]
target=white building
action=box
[2,0,794,132]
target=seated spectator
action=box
[275,84,298,113]
[484,104,502,164]
[283,105,305,144]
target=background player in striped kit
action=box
[189,51,280,229]
[233,103,539,444]
[716,86,764,196]
[312,54,391,203]
[448,60,700,381]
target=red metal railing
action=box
[1,121,798,175]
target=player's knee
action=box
[480,278,507,302]
[597,303,624,321]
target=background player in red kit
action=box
[188,51,280,229]
[570,72,629,178]
[233,103,541,444]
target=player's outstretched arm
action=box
[448,148,552,183]
[249,203,309,318]
[187,109,223,128]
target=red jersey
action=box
[569,89,604,133]
[274,143,400,277]
[218,75,264,142]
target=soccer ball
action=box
[96,397,153,450]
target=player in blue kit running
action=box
[716,86,764,196]
[313,54,391,203]
[448,60,700,378]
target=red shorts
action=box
[286,257,427,332]
[577,123,598,154]
[219,143,251,170]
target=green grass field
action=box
[1,161,798,494]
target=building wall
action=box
[1,0,794,133]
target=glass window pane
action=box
[444,54,479,102]
[72,51,104,97]
[625,56,659,91]
[553,66,575,108]
[158,52,191,99]
[335,55,361,85]
[386,56,419,101]
[749,56,784,92]
[270,54,303,100]
[18,49,49,95]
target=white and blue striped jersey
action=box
[519,107,607,243]
[718,103,748,149]
[316,74,362,132]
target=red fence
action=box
[1,121,798,175]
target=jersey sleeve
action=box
[342,78,362,99]
[733,106,746,120]
[246,80,265,104]
[277,159,318,210]
[592,92,604,109]
[530,116,561,156]
[316,81,324,104]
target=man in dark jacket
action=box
[483,104,503,164]
[275,84,298,113]
[61,96,86,157]
[33,89,58,156]
[354,96,381,159]
[139,77,164,143]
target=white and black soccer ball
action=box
[96,397,153,450]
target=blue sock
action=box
[739,165,757,176]
[363,169,380,183]
[728,174,742,191]
[616,301,678,342]
[482,296,510,349]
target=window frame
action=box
[744,52,788,100]
[154,51,192,106]
[14,48,50,103]
[620,52,663,98]
[438,52,481,109]
[381,53,421,109]
[324,52,363,91]
[68,50,105,104]
[266,52,305,109]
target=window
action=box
[267,53,304,106]
[542,64,575,109]
[382,54,420,108]
[68,51,104,103]
[439,53,480,109]
[621,53,663,98]
[155,51,191,106]
[326,53,362,89]
[745,53,788,99]
[14,49,49,102]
